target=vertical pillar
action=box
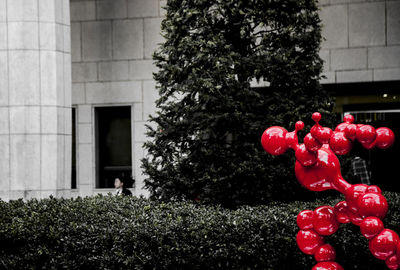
[0,0,71,200]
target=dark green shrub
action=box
[1,192,400,269]
[142,0,335,207]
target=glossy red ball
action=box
[335,122,348,133]
[329,131,352,155]
[343,114,354,123]
[369,229,400,260]
[386,255,400,270]
[297,229,324,255]
[314,244,336,262]
[304,133,322,152]
[296,121,305,131]
[344,124,357,141]
[312,112,322,123]
[345,184,369,212]
[296,144,317,166]
[376,127,395,149]
[297,210,314,230]
[313,206,340,236]
[316,127,333,144]
[334,201,350,224]
[357,192,388,219]
[360,217,384,240]
[356,125,376,144]
[312,262,344,270]
[261,126,288,155]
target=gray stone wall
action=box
[0,0,72,200]
[319,0,400,83]
[70,0,164,197]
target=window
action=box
[95,106,132,188]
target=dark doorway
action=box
[324,81,400,192]
[95,106,132,188]
[343,110,400,192]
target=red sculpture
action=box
[261,112,397,269]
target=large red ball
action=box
[313,206,340,236]
[261,126,288,155]
[357,192,388,219]
[329,131,352,155]
[344,124,357,141]
[314,244,336,262]
[334,201,350,224]
[295,144,317,166]
[356,125,376,144]
[297,210,314,230]
[360,216,384,240]
[317,127,333,144]
[376,127,395,149]
[312,262,344,270]
[345,184,369,212]
[304,133,322,152]
[369,229,400,260]
[297,229,324,255]
[335,122,348,132]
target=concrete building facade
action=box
[0,0,399,200]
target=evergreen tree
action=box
[142,0,334,207]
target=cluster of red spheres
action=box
[261,112,397,269]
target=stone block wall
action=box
[70,0,163,197]
[319,0,400,83]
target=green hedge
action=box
[1,192,400,269]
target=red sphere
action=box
[334,201,350,224]
[357,192,388,219]
[360,217,384,239]
[261,126,288,155]
[297,210,314,230]
[345,184,369,212]
[312,112,322,123]
[329,131,352,155]
[296,121,305,131]
[344,124,357,141]
[297,229,324,255]
[370,229,400,260]
[376,127,395,149]
[386,255,400,270]
[314,244,336,262]
[344,114,354,123]
[296,144,317,166]
[312,262,344,270]
[304,133,322,152]
[335,122,348,133]
[316,127,333,144]
[356,125,376,144]
[313,206,340,236]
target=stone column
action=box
[0,0,72,200]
